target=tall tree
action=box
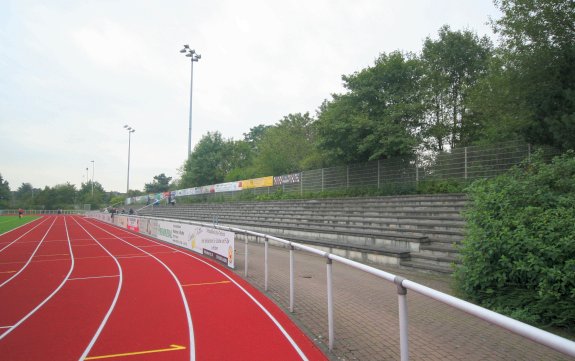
[317,51,425,164]
[490,0,575,149]
[0,174,10,208]
[421,25,493,149]
[144,174,173,193]
[179,132,232,187]
[254,113,319,175]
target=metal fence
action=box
[177,140,557,202]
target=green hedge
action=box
[454,151,575,330]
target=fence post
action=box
[395,276,409,361]
[346,165,349,189]
[415,155,419,184]
[264,237,269,292]
[244,232,249,277]
[377,159,381,189]
[289,245,295,313]
[321,168,324,192]
[300,172,303,196]
[464,147,468,180]
[327,257,334,351]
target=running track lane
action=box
[0,215,327,360]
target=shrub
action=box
[454,151,575,330]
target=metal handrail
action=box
[113,215,575,360]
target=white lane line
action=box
[83,218,196,361]
[0,217,75,341]
[102,220,310,361]
[0,217,57,288]
[0,217,50,252]
[71,216,124,361]
[68,275,119,281]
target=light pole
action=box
[124,125,135,195]
[179,45,201,157]
[90,160,95,199]
[86,168,89,185]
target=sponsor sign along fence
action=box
[89,213,235,268]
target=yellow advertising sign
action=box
[242,176,273,189]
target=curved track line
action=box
[0,217,75,341]
[89,218,310,361]
[81,217,196,361]
[71,216,125,361]
[0,217,57,288]
[0,217,48,243]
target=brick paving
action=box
[232,242,572,361]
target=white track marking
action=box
[79,218,196,361]
[87,218,310,361]
[0,217,75,341]
[71,216,124,361]
[0,218,57,288]
[0,217,49,252]
[68,275,119,281]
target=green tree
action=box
[34,183,77,210]
[477,0,575,150]
[144,173,173,193]
[254,113,320,175]
[421,25,493,149]
[78,181,106,209]
[179,132,231,187]
[0,174,10,208]
[317,51,425,164]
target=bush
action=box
[454,151,575,330]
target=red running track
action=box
[0,215,327,361]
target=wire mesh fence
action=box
[166,140,559,203]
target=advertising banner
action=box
[126,216,140,232]
[153,220,235,268]
[274,173,301,185]
[242,176,273,189]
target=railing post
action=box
[326,257,334,351]
[321,168,324,192]
[289,245,295,313]
[264,237,269,292]
[464,147,468,180]
[244,232,249,277]
[394,276,409,361]
[377,159,381,189]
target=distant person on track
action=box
[18,208,23,218]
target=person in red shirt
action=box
[18,208,23,218]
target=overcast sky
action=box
[0,0,501,193]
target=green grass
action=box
[0,216,40,234]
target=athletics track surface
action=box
[0,215,327,360]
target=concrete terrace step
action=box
[138,193,467,273]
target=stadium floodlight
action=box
[180,45,201,157]
[90,160,95,199]
[124,125,136,195]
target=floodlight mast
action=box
[124,125,135,195]
[180,45,201,157]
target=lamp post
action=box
[124,125,135,195]
[90,160,95,199]
[179,45,201,157]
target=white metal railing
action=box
[155,217,575,359]
[111,214,575,360]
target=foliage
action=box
[316,51,424,165]
[421,26,493,149]
[254,113,320,175]
[416,179,468,194]
[478,0,575,150]
[0,174,10,208]
[144,173,172,193]
[454,151,575,329]
[33,183,78,210]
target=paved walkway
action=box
[232,242,571,361]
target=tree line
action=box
[179,0,574,189]
[2,0,573,209]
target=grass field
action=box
[0,216,39,234]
